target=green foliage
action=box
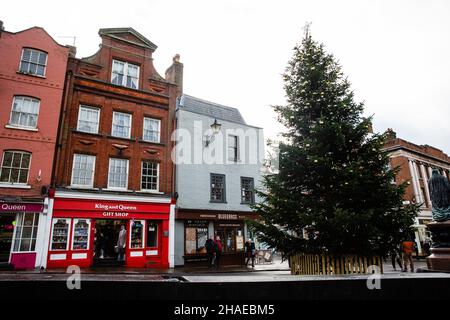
[249,29,419,259]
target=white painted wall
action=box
[175,109,265,211]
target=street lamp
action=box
[205,118,221,147]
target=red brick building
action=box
[47,28,182,269]
[383,129,450,255]
[0,21,69,269]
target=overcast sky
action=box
[3,0,450,153]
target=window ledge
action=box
[72,129,103,137]
[0,183,32,189]
[104,188,132,192]
[16,71,46,79]
[107,135,136,142]
[69,186,99,190]
[209,201,228,204]
[139,190,164,195]
[138,139,165,146]
[5,124,38,132]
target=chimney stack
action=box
[165,54,183,96]
[66,45,77,58]
[0,21,4,37]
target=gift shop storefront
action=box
[47,192,173,269]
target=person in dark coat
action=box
[205,236,215,268]
[245,239,256,268]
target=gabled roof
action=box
[98,27,157,50]
[178,94,247,125]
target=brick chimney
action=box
[0,20,4,37]
[165,54,183,96]
[65,45,77,58]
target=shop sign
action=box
[218,214,238,220]
[0,202,44,213]
[186,220,208,227]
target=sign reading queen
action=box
[1,203,44,213]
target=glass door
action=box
[0,214,16,263]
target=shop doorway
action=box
[93,219,127,266]
[0,214,16,264]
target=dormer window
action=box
[111,60,139,89]
[19,48,47,77]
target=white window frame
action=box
[12,212,40,253]
[70,154,96,188]
[77,105,100,134]
[228,135,239,162]
[18,48,48,77]
[107,158,129,190]
[0,150,32,185]
[129,220,145,249]
[111,59,140,89]
[71,219,91,251]
[9,96,40,129]
[141,161,159,192]
[111,111,132,139]
[143,117,161,143]
[50,218,72,251]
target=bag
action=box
[114,245,119,253]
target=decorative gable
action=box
[98,28,157,51]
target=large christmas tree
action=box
[250,28,418,258]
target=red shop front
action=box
[47,196,171,269]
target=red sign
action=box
[53,198,170,219]
[0,202,44,213]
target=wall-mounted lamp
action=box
[205,119,222,147]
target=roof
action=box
[98,27,157,50]
[178,94,247,125]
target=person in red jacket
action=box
[401,237,416,272]
[214,235,223,270]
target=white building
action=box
[174,94,265,266]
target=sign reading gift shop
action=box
[0,202,44,213]
[53,198,170,219]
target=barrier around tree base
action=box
[290,253,383,275]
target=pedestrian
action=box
[401,237,415,272]
[117,224,127,262]
[390,245,402,271]
[205,236,215,268]
[423,238,431,256]
[245,239,256,268]
[214,235,222,269]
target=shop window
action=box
[146,221,158,248]
[111,60,139,89]
[9,96,40,129]
[19,48,47,77]
[108,158,129,190]
[241,177,255,204]
[215,224,245,253]
[130,220,144,248]
[143,117,161,143]
[77,105,100,134]
[13,213,39,252]
[0,151,31,184]
[71,154,96,188]
[210,173,226,203]
[72,219,91,250]
[185,221,209,255]
[141,161,159,191]
[51,218,71,251]
[111,111,132,139]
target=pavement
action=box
[0,255,440,283]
